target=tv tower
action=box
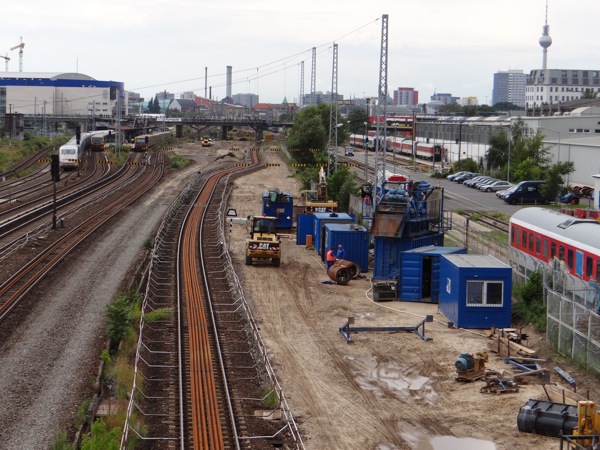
[539,0,552,70]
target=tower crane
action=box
[0,54,9,72]
[10,37,25,72]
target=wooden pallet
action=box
[480,385,520,394]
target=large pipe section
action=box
[517,399,578,437]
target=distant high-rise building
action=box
[492,70,527,107]
[430,93,458,105]
[232,93,259,108]
[393,87,418,106]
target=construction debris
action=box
[487,328,538,359]
[480,371,520,394]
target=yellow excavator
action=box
[299,167,338,213]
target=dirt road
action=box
[215,145,579,450]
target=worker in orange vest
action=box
[326,247,337,271]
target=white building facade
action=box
[526,69,600,109]
[0,72,125,117]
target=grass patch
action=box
[168,152,189,169]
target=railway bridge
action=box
[19,113,293,141]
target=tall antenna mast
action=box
[539,0,552,71]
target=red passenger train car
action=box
[509,207,600,284]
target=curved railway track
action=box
[0,150,168,322]
[122,148,304,449]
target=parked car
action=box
[465,176,493,188]
[496,186,516,199]
[344,146,355,156]
[454,172,480,184]
[447,171,469,181]
[560,192,580,205]
[480,180,514,192]
[474,178,499,189]
[503,180,549,205]
[463,176,490,188]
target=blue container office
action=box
[295,214,315,245]
[399,245,467,303]
[372,233,444,280]
[439,254,512,329]
[262,189,293,229]
[323,223,369,271]
[313,212,355,257]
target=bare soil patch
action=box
[221,148,599,450]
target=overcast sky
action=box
[1,0,598,105]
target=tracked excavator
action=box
[299,167,338,213]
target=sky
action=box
[1,0,599,106]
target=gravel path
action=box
[0,160,202,449]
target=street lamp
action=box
[334,122,344,172]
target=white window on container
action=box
[466,280,503,307]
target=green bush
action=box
[512,271,546,331]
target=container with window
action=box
[438,254,512,329]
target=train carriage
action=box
[89,130,111,151]
[133,130,173,152]
[385,136,446,162]
[58,132,93,170]
[509,207,600,285]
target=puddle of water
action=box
[430,436,496,450]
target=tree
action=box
[286,106,328,165]
[582,88,597,99]
[485,130,509,172]
[438,103,464,115]
[348,109,368,135]
[493,101,523,112]
[146,96,154,113]
[540,161,575,202]
[153,97,160,113]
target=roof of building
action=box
[0,71,96,81]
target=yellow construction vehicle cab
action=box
[201,136,212,147]
[245,216,281,266]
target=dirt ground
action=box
[183,141,598,450]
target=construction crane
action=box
[0,54,9,72]
[10,37,25,72]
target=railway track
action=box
[122,148,304,449]
[461,210,510,234]
[0,150,168,322]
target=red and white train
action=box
[348,134,446,162]
[509,207,600,285]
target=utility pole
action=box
[373,14,389,204]
[328,43,338,177]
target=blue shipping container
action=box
[296,214,315,245]
[399,246,467,303]
[373,233,444,280]
[313,212,355,257]
[262,189,294,229]
[323,223,369,271]
[439,254,512,329]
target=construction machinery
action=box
[10,37,25,72]
[299,167,338,213]
[518,399,600,446]
[0,54,9,72]
[245,216,281,267]
[455,351,488,381]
